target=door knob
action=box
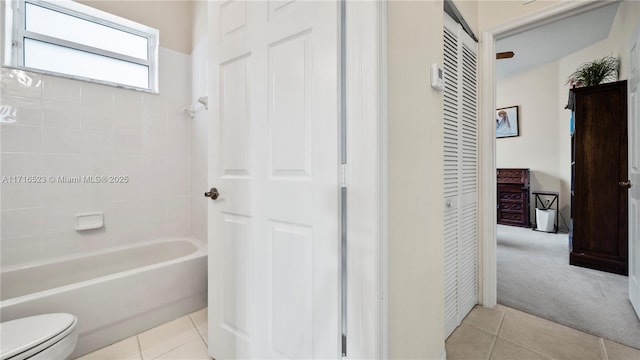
[204,187,220,200]
[618,180,632,189]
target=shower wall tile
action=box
[166,218,190,238]
[110,224,143,246]
[1,208,43,239]
[42,182,82,207]
[43,100,81,129]
[142,222,169,242]
[1,183,42,210]
[79,228,112,252]
[113,126,142,156]
[106,201,144,228]
[141,174,168,201]
[42,127,84,154]
[43,75,82,103]
[1,68,43,99]
[113,109,142,130]
[81,103,113,130]
[189,36,209,244]
[141,199,167,224]
[1,235,43,267]
[79,152,112,175]
[40,153,81,177]
[168,196,190,221]
[41,204,81,234]
[113,89,142,113]
[143,91,168,114]
[1,47,193,268]
[82,82,114,106]
[167,176,189,197]
[42,231,81,259]
[80,128,114,155]
[1,124,42,153]
[2,95,43,126]
[1,153,43,176]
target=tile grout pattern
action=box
[75,308,210,360]
[78,303,639,360]
[447,304,640,360]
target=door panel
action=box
[571,81,628,275]
[208,1,340,358]
[443,13,478,338]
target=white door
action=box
[207,1,341,358]
[629,25,640,319]
[443,13,478,338]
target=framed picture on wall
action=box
[496,105,520,138]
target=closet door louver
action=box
[443,13,478,338]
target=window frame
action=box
[3,0,159,93]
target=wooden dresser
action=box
[497,168,530,227]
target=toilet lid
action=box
[0,313,77,360]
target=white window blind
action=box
[443,12,479,339]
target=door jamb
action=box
[344,1,388,358]
[479,0,615,307]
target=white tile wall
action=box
[0,47,194,268]
[189,36,209,244]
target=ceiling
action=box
[496,2,620,79]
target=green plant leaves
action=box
[567,55,620,87]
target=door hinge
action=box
[340,164,351,188]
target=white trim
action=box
[378,1,389,358]
[479,0,611,308]
[344,1,387,358]
[479,28,497,307]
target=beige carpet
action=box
[497,224,640,349]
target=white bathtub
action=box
[0,238,207,358]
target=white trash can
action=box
[535,208,556,232]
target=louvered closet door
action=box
[443,13,478,338]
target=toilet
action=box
[0,313,78,360]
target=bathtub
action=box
[0,238,207,358]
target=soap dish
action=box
[75,212,104,231]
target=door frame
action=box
[204,1,388,357]
[344,1,388,358]
[479,0,619,307]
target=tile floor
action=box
[75,308,210,360]
[76,304,640,360]
[447,304,640,360]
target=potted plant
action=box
[567,55,620,87]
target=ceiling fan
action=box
[496,51,515,60]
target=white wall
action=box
[388,1,446,358]
[189,35,208,243]
[0,48,192,268]
[453,0,478,35]
[77,0,195,54]
[192,0,209,52]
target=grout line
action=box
[498,337,553,360]
[600,338,609,360]
[188,313,208,347]
[136,335,144,360]
[497,308,554,359]
[496,306,508,337]
[486,335,498,360]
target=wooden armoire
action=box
[570,80,628,275]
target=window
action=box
[3,0,159,92]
